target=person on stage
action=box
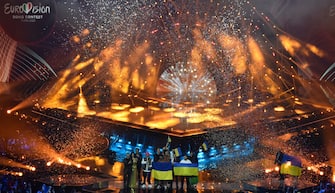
[122,152,132,192]
[141,152,153,188]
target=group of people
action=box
[154,147,198,191]
[122,145,198,192]
[122,148,145,192]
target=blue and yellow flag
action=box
[173,163,199,176]
[280,163,302,177]
[167,136,172,143]
[152,162,173,180]
[280,153,302,177]
[202,142,208,151]
[173,147,182,157]
[281,154,302,167]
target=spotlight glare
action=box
[7,110,11,114]
[58,158,64,164]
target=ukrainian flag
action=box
[280,154,302,177]
[173,163,199,176]
[280,163,302,177]
[152,162,173,180]
[167,136,172,143]
[202,142,208,151]
[173,147,182,157]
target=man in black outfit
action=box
[123,152,132,191]
[154,147,163,162]
[135,148,143,185]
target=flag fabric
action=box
[202,142,208,151]
[165,136,171,149]
[167,136,172,143]
[173,147,182,157]
[152,162,173,180]
[280,163,302,177]
[173,163,199,176]
[281,154,302,167]
[279,153,302,177]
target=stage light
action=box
[6,110,11,114]
[233,144,241,150]
[222,145,229,154]
[116,142,123,149]
[197,151,205,159]
[209,147,217,157]
[58,158,64,164]
[136,143,143,148]
[274,106,285,112]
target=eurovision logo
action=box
[4,2,51,15]
[0,0,56,44]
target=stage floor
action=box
[81,177,317,193]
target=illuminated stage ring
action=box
[156,61,217,105]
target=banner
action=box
[280,163,302,177]
[173,147,182,157]
[279,153,302,177]
[202,142,208,151]
[173,163,198,176]
[152,162,173,180]
[281,154,302,167]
